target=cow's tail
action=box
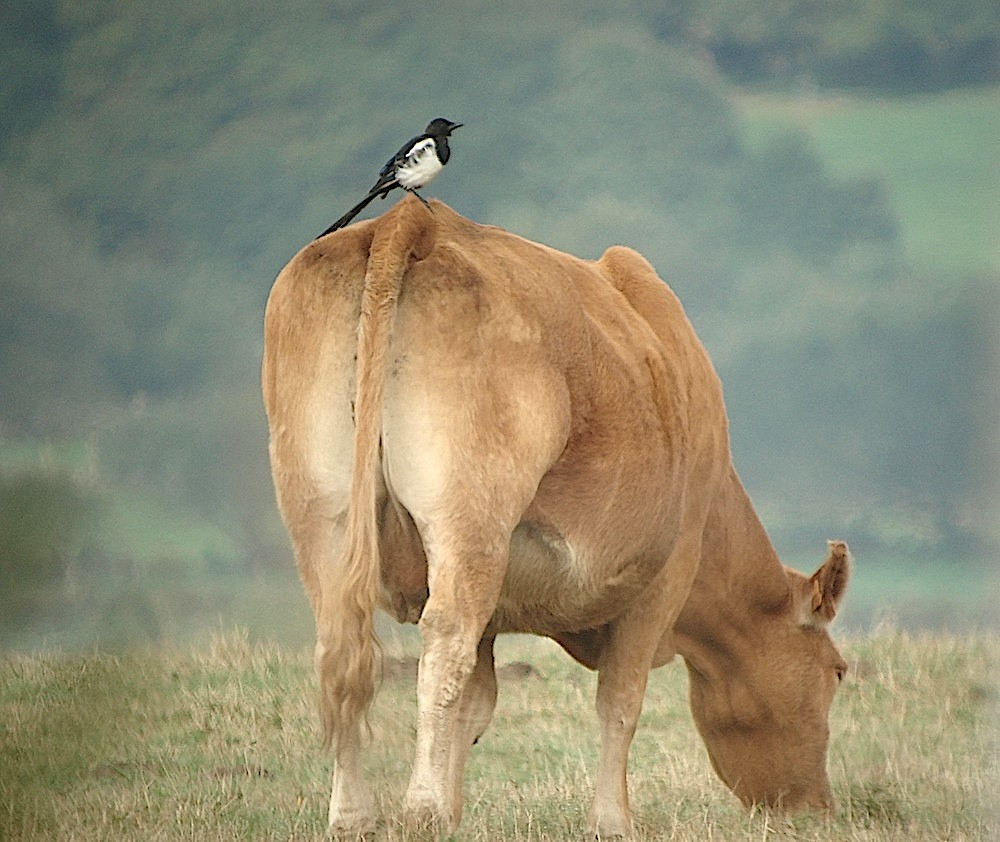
[317,198,432,751]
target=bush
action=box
[0,471,98,632]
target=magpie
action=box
[316,117,462,238]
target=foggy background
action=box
[2,0,997,650]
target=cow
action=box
[261,196,851,838]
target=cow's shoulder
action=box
[595,247,697,351]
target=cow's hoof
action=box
[586,811,633,839]
[327,806,376,840]
[402,791,455,835]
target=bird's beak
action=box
[450,122,464,131]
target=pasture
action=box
[1,629,995,840]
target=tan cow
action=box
[262,196,851,837]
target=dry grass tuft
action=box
[1,630,996,840]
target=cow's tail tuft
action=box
[316,198,433,751]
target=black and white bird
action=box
[316,117,462,238]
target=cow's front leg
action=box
[587,615,665,839]
[587,526,707,838]
[588,662,647,836]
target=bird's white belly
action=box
[397,141,442,188]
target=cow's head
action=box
[683,541,851,813]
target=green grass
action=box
[1,630,996,840]
[735,87,1000,278]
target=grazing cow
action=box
[262,196,851,837]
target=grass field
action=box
[1,629,996,840]
[735,86,1000,278]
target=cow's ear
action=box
[794,541,851,628]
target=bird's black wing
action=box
[368,131,428,193]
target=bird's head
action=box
[425,118,462,136]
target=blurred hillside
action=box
[1,0,997,647]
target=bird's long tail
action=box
[316,186,394,239]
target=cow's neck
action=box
[673,466,791,678]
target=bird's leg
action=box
[409,189,434,210]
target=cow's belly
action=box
[488,519,667,636]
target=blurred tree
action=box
[0,471,98,632]
[684,0,1000,90]
[0,0,66,153]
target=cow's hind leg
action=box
[384,353,569,831]
[325,717,375,836]
[279,494,378,836]
[446,635,498,824]
[402,529,508,832]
